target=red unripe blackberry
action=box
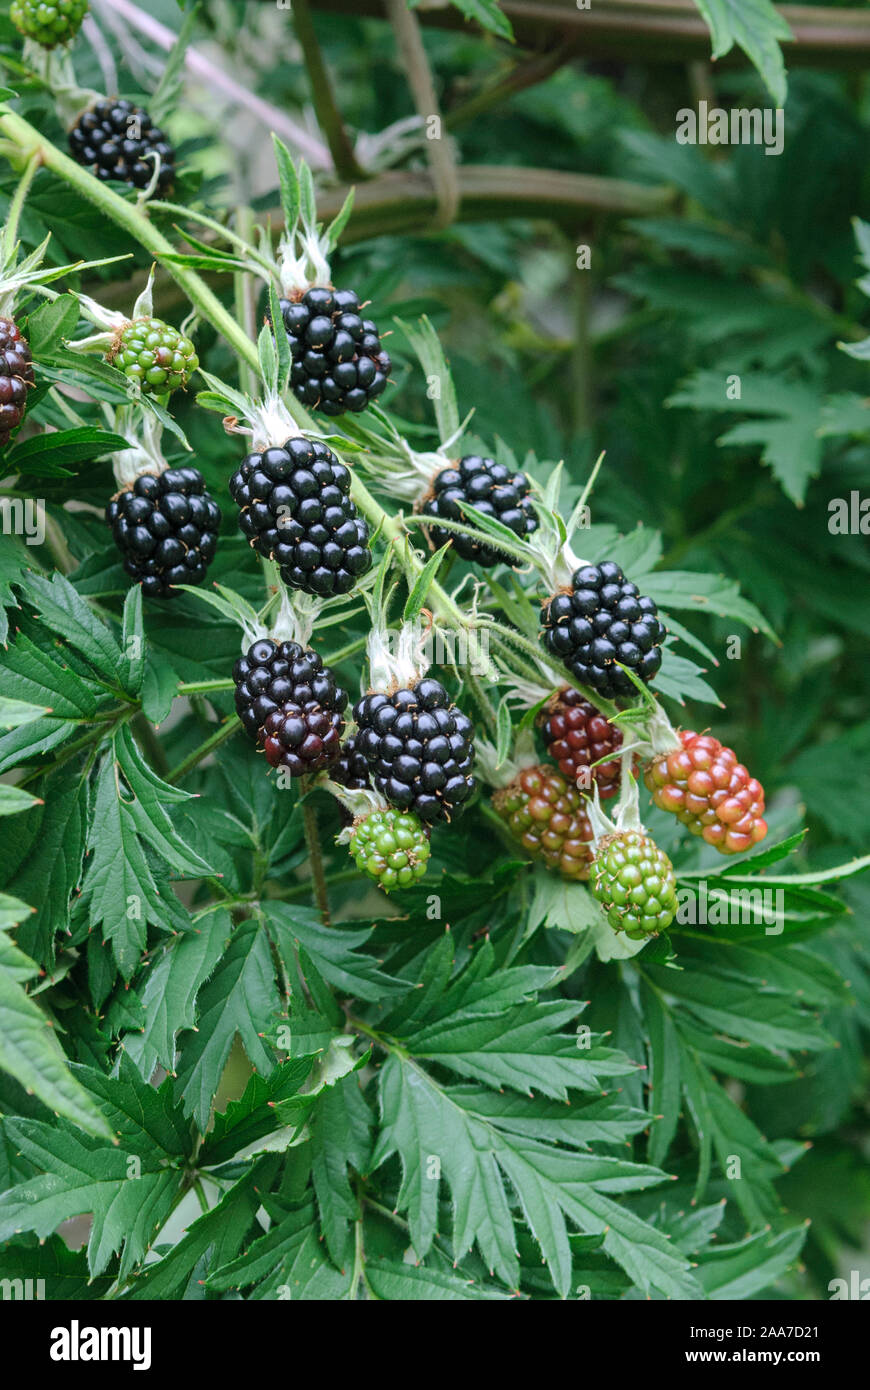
[106,466,221,599]
[68,98,175,192]
[421,454,538,567]
[644,730,768,855]
[229,436,372,598]
[233,638,347,777]
[0,316,35,448]
[353,677,476,825]
[539,688,623,798]
[492,763,593,881]
[280,288,390,417]
[541,560,665,700]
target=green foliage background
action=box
[0,0,868,1301]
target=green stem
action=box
[2,147,41,260]
[166,715,241,783]
[177,678,235,696]
[301,781,332,926]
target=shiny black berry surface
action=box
[68,99,175,191]
[354,677,476,824]
[106,467,220,599]
[331,733,371,792]
[540,560,666,699]
[229,436,372,598]
[233,638,347,777]
[280,288,390,416]
[422,455,538,567]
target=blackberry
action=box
[421,455,538,567]
[590,830,677,939]
[106,467,220,599]
[68,98,175,192]
[644,730,767,855]
[0,316,35,449]
[233,638,346,776]
[354,677,476,825]
[228,436,372,598]
[11,0,87,46]
[541,561,665,700]
[492,764,593,881]
[539,688,623,799]
[348,807,431,892]
[110,317,198,395]
[331,733,371,791]
[279,288,390,416]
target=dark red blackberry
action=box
[0,316,35,449]
[541,561,665,700]
[354,677,476,824]
[106,466,220,599]
[68,99,175,192]
[421,454,537,567]
[331,733,371,791]
[539,688,623,798]
[279,288,390,417]
[233,638,347,776]
[228,436,372,598]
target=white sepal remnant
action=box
[265,585,324,651]
[238,390,300,452]
[110,409,168,489]
[585,751,644,849]
[278,227,331,296]
[365,620,430,695]
[322,776,387,834]
[475,727,539,790]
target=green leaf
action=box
[174,914,280,1130]
[2,759,88,963]
[396,315,461,444]
[21,571,122,678]
[403,542,450,623]
[696,1225,807,1299]
[122,921,227,1080]
[24,294,80,357]
[268,902,408,1003]
[3,428,131,478]
[272,136,300,232]
[693,0,791,105]
[646,567,777,642]
[310,1073,373,1268]
[114,726,214,878]
[412,0,513,42]
[365,1258,511,1300]
[0,784,41,816]
[0,694,49,728]
[206,1198,354,1298]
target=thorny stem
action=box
[301,779,332,926]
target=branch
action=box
[292,0,366,180]
[308,0,870,68]
[384,0,459,229]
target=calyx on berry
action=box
[68,266,198,394]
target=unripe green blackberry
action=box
[110,317,198,395]
[11,0,87,48]
[590,830,676,939]
[348,807,431,892]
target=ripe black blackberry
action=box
[106,466,220,599]
[541,561,665,700]
[421,455,538,567]
[233,638,347,777]
[68,99,175,192]
[354,677,476,824]
[0,316,35,449]
[331,733,371,791]
[279,288,390,417]
[228,436,372,598]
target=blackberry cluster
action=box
[11,0,87,47]
[590,830,677,939]
[539,688,623,799]
[0,317,35,449]
[279,289,390,416]
[233,638,346,777]
[493,764,593,881]
[229,437,372,598]
[106,467,220,599]
[354,677,476,824]
[68,99,175,192]
[331,734,371,791]
[111,318,198,395]
[541,561,665,700]
[421,455,538,568]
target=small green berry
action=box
[348,807,431,893]
[11,0,87,48]
[110,317,199,396]
[590,829,677,939]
